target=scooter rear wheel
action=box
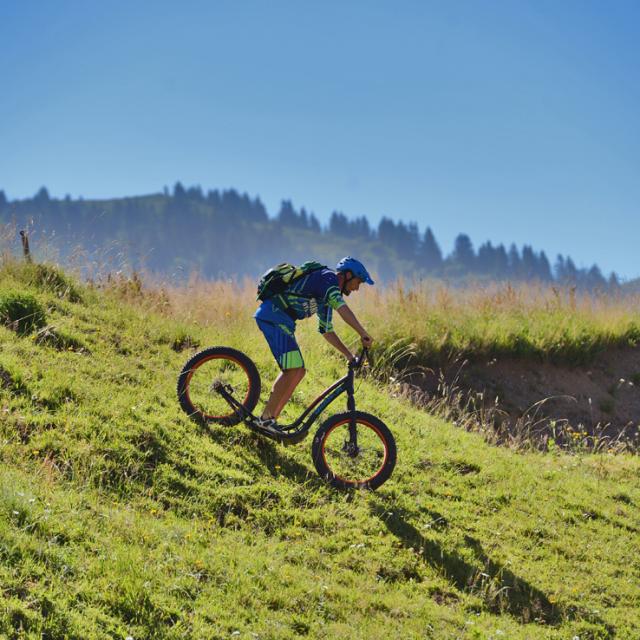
[177,346,261,425]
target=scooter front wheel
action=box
[312,411,396,490]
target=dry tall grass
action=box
[142,274,640,365]
[357,279,640,363]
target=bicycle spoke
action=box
[184,357,251,419]
[320,422,388,485]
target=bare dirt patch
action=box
[414,347,640,442]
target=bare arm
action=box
[337,304,373,347]
[322,331,354,361]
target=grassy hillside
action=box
[1,260,639,639]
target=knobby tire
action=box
[312,411,396,490]
[177,346,261,426]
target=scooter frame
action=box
[213,350,368,445]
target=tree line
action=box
[0,184,619,289]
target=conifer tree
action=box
[330,211,349,235]
[186,185,204,200]
[0,182,618,288]
[299,207,309,228]
[563,257,579,283]
[377,217,395,246]
[418,227,443,272]
[508,244,521,279]
[586,265,606,290]
[476,241,497,274]
[206,189,222,210]
[173,182,187,199]
[452,234,475,271]
[34,186,50,203]
[521,245,538,279]
[538,251,553,281]
[407,222,420,258]
[494,244,509,278]
[278,200,299,226]
[350,216,371,239]
[250,197,268,222]
[309,213,321,233]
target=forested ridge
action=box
[0,184,620,288]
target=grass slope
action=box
[0,262,639,639]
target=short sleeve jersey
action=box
[277,268,346,333]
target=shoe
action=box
[251,417,282,435]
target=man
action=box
[253,256,374,432]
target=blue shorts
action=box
[254,301,305,370]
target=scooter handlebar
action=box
[349,347,370,371]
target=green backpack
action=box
[256,261,326,302]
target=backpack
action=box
[256,261,326,302]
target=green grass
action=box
[1,260,639,639]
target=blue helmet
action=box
[335,256,374,285]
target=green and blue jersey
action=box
[255,268,346,334]
[254,268,347,370]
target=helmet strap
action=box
[340,271,353,295]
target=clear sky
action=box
[1,0,639,278]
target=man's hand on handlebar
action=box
[361,333,373,348]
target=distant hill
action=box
[0,184,619,288]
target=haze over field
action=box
[0,186,622,289]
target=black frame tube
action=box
[216,349,367,444]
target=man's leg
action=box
[255,317,305,421]
[261,367,306,420]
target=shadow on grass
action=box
[196,418,323,486]
[251,438,318,486]
[370,503,611,631]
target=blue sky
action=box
[1,1,639,278]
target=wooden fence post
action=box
[19,230,32,263]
